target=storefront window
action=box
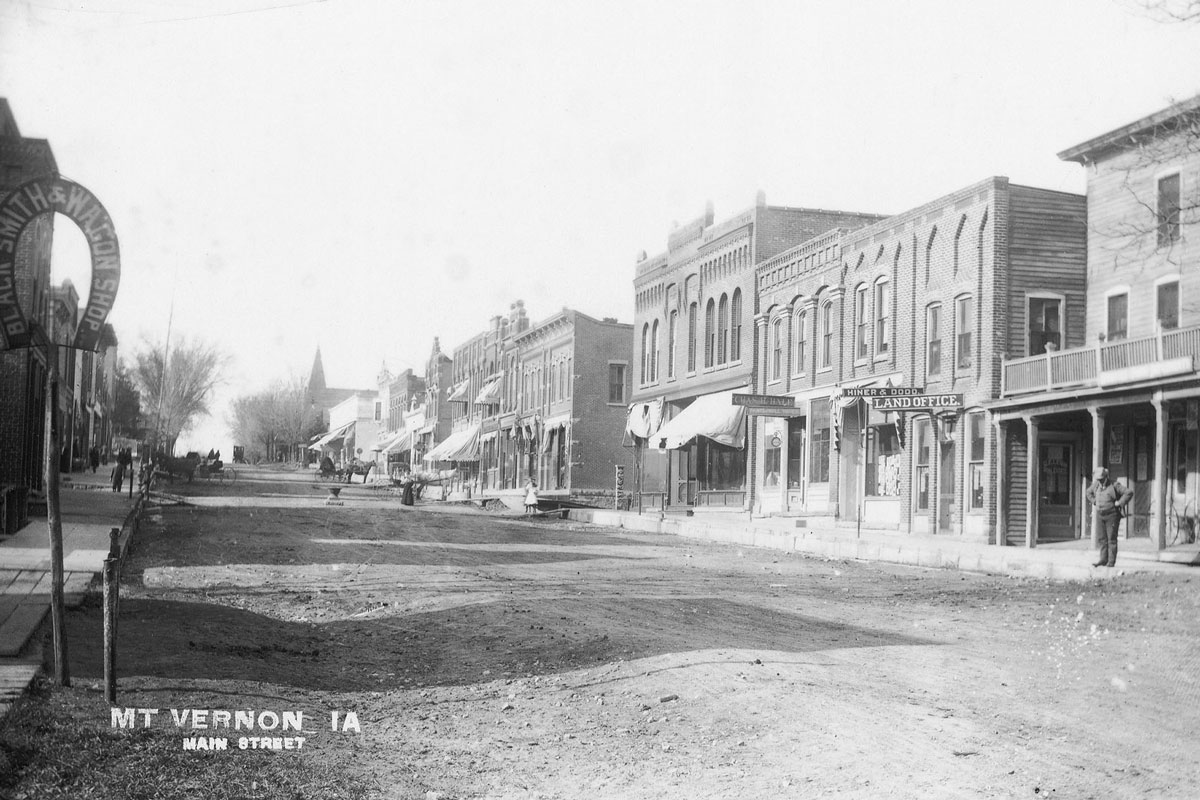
[968,412,985,511]
[915,418,931,512]
[865,422,901,497]
[697,438,745,491]
[787,417,806,489]
[764,433,782,487]
[811,402,830,483]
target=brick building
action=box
[992,96,1200,553]
[0,100,56,535]
[628,194,884,513]
[751,177,1087,545]
[425,301,634,505]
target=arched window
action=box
[953,214,967,275]
[730,289,742,361]
[705,299,716,368]
[794,308,807,374]
[650,319,660,382]
[687,302,698,372]
[771,318,783,380]
[820,301,834,369]
[925,226,937,284]
[874,277,890,356]
[717,293,729,364]
[640,323,649,384]
[854,284,869,360]
[667,310,678,378]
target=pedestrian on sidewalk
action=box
[1086,466,1132,568]
[89,446,100,474]
[524,480,539,515]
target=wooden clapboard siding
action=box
[1005,186,1089,361]
[1083,135,1200,342]
[1005,421,1029,546]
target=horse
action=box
[154,451,200,483]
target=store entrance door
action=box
[1038,440,1076,541]
[669,446,696,508]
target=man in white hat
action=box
[1085,466,1133,568]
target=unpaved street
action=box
[62,467,1200,798]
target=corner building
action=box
[629,195,884,513]
[752,177,1086,543]
[992,96,1200,554]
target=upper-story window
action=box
[855,284,869,360]
[730,289,742,361]
[955,295,974,371]
[1028,296,1062,355]
[667,310,678,378]
[1158,173,1181,248]
[640,323,649,384]
[687,302,697,373]
[1107,293,1128,341]
[819,301,833,369]
[927,303,942,377]
[1157,280,1180,330]
[650,319,660,382]
[874,278,890,357]
[608,363,626,404]
[704,299,716,368]
[771,318,783,380]
[794,308,807,374]
[717,294,729,364]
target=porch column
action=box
[994,417,1006,547]
[1153,393,1168,550]
[1025,415,1040,548]
[1089,407,1106,548]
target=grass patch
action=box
[0,678,378,800]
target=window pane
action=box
[1158,281,1180,330]
[1107,294,1128,340]
[1158,173,1181,247]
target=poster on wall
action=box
[1108,425,1125,465]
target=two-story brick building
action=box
[426,301,634,505]
[628,194,884,514]
[992,96,1200,554]
[752,177,1087,545]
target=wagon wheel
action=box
[223,466,237,486]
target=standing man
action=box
[1086,467,1133,568]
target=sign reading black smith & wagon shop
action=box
[0,176,120,351]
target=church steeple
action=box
[309,347,327,396]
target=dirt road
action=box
[59,467,1200,798]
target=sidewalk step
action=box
[0,603,47,657]
[0,663,41,718]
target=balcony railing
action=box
[1001,323,1200,396]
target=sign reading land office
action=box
[870,393,964,410]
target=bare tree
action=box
[228,377,323,463]
[133,336,227,454]
[111,359,142,438]
[1131,0,1200,23]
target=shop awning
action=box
[625,399,664,439]
[308,421,355,450]
[376,430,413,455]
[423,425,481,462]
[654,390,746,450]
[447,380,471,402]
[474,373,503,405]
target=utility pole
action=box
[43,324,69,686]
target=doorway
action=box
[669,446,695,508]
[938,437,956,533]
[1037,439,1076,541]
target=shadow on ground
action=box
[65,595,934,693]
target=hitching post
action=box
[103,555,117,704]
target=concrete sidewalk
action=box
[567,508,1200,582]
[0,468,140,719]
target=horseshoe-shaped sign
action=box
[0,175,120,351]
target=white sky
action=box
[3,0,1200,452]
